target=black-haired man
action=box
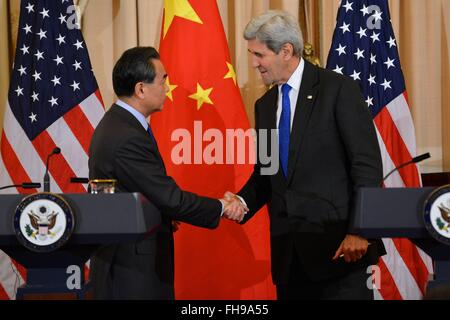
[89,47,244,299]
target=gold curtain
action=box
[1,0,449,171]
[0,0,11,129]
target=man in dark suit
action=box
[225,11,385,300]
[88,47,244,299]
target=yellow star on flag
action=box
[163,0,203,38]
[224,62,237,85]
[165,77,178,101]
[189,83,214,110]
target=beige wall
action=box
[1,0,449,172]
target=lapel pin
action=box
[307,95,313,100]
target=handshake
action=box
[220,191,249,223]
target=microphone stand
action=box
[383,153,431,182]
[43,147,61,192]
[0,183,41,191]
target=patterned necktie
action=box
[279,83,292,178]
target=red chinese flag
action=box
[151,0,276,299]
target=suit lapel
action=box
[110,105,166,172]
[287,61,319,184]
[264,87,278,130]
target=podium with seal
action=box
[351,186,450,291]
[0,192,161,299]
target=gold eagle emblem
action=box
[28,210,58,230]
[438,204,450,224]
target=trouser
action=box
[276,254,373,300]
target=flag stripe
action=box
[0,150,15,193]
[0,281,8,300]
[373,288,384,300]
[385,93,417,157]
[3,105,62,193]
[10,259,27,282]
[377,256,404,300]
[374,127,405,186]
[47,116,90,180]
[84,265,89,282]
[0,132,36,193]
[64,106,94,155]
[418,247,434,275]
[0,253,15,300]
[79,91,104,129]
[381,238,422,299]
[63,105,94,155]
[376,127,432,298]
[0,251,25,300]
[31,130,85,193]
[374,105,421,186]
[94,89,105,110]
[392,238,429,294]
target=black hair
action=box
[112,47,160,97]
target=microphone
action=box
[43,147,61,192]
[70,177,89,184]
[383,152,431,182]
[0,182,41,191]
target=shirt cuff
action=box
[236,195,248,209]
[220,200,225,216]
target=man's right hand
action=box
[220,192,248,223]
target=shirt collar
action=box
[278,58,305,94]
[116,99,149,131]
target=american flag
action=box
[326,0,433,300]
[0,0,104,299]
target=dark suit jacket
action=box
[238,61,385,285]
[88,104,222,299]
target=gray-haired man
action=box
[225,11,386,300]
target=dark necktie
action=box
[279,83,292,177]
[147,125,156,144]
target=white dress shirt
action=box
[276,58,305,131]
[115,99,149,131]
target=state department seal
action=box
[424,185,450,246]
[13,193,75,253]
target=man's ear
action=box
[281,43,294,60]
[135,82,145,99]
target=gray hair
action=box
[244,11,304,57]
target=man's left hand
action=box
[333,234,369,263]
